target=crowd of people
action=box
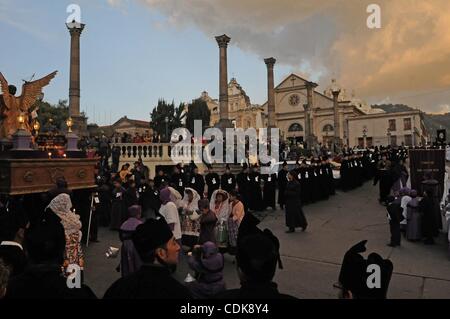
[1,141,448,300]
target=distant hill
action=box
[372,104,450,139]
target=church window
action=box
[288,123,304,132]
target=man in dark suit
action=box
[104,218,191,299]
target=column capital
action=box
[215,34,231,48]
[332,89,341,98]
[306,81,318,89]
[264,57,276,67]
[66,21,85,36]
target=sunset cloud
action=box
[108,0,450,113]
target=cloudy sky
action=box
[1,0,449,125]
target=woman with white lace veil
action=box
[210,189,230,223]
[180,187,201,249]
[46,193,84,273]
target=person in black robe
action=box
[154,169,168,190]
[262,172,277,210]
[325,158,336,196]
[188,165,205,197]
[220,164,236,194]
[284,171,307,233]
[132,161,145,188]
[298,160,311,205]
[309,162,320,203]
[170,165,186,195]
[277,161,289,210]
[104,218,191,299]
[248,165,264,211]
[110,179,127,230]
[419,190,438,245]
[386,195,403,247]
[124,179,139,209]
[111,146,121,173]
[318,159,329,201]
[236,164,250,211]
[96,176,112,227]
[374,154,392,204]
[138,177,160,219]
[340,155,349,191]
[205,166,220,200]
[336,240,393,299]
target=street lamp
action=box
[33,120,40,133]
[362,126,368,148]
[17,113,26,130]
[165,116,169,142]
[66,117,73,133]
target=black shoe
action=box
[387,243,399,247]
[286,229,295,233]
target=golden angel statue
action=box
[0,71,57,139]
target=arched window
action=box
[323,124,334,132]
[288,123,304,132]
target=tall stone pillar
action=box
[264,57,276,128]
[215,34,233,129]
[331,79,342,153]
[305,81,318,150]
[66,21,87,136]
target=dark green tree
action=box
[150,99,186,141]
[185,98,211,133]
[36,99,70,131]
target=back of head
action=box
[25,215,66,265]
[236,233,278,283]
[132,218,173,263]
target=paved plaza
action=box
[84,181,450,299]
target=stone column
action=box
[215,34,232,129]
[305,81,318,150]
[332,89,341,152]
[264,57,276,128]
[67,21,87,136]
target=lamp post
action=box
[165,116,169,142]
[12,113,32,150]
[66,117,73,133]
[66,116,78,151]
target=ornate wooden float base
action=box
[0,157,97,195]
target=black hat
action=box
[133,218,173,257]
[225,164,230,170]
[337,240,393,299]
